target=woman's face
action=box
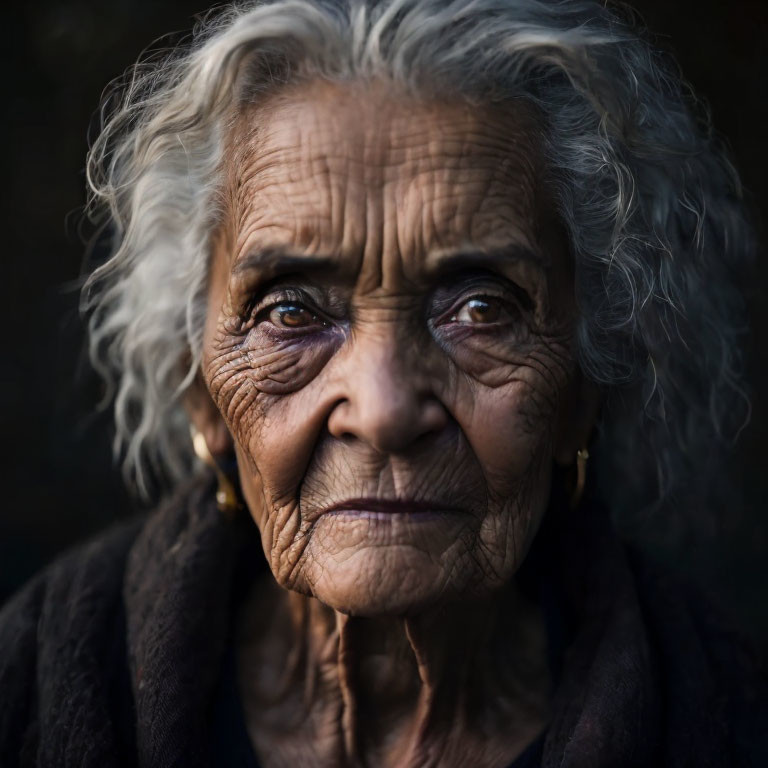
[202,81,584,616]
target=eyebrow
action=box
[233,246,337,279]
[423,243,548,277]
[236,242,544,272]
[231,241,547,301]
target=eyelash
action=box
[251,289,315,317]
[431,281,527,330]
[247,282,526,334]
[245,289,333,338]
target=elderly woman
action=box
[1,0,766,765]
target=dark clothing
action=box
[1,474,766,767]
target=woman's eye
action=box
[451,297,507,324]
[267,303,323,329]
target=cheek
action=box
[207,321,342,401]
[459,384,548,493]
[203,318,343,501]
[439,331,574,496]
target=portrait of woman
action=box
[1,0,767,766]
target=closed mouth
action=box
[322,498,460,516]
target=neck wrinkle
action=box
[237,570,551,768]
[285,580,548,767]
[336,612,362,764]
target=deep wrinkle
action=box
[236,568,551,768]
[200,80,596,767]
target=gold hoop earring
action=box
[190,427,242,518]
[570,448,589,509]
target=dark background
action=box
[2,1,767,653]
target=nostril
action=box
[326,383,450,452]
[419,399,450,434]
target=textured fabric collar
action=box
[122,479,659,767]
[4,473,764,767]
[124,475,249,768]
[122,477,764,767]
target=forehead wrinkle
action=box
[227,80,553,295]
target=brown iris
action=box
[269,303,318,328]
[454,297,503,324]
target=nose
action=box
[326,329,449,454]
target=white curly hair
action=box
[82,0,752,511]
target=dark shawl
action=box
[1,474,766,767]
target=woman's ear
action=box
[183,369,233,458]
[553,372,601,466]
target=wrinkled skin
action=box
[195,81,595,767]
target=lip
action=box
[322,498,460,517]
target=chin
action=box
[289,510,486,615]
[301,545,467,617]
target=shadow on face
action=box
[201,80,588,616]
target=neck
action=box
[236,578,551,768]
